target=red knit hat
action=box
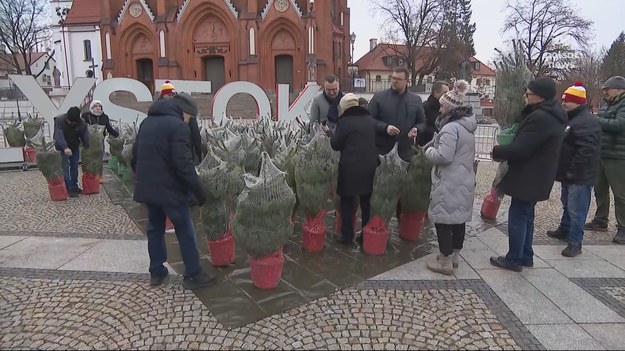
[160,80,175,96]
[562,81,587,104]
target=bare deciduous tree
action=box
[371,0,441,85]
[0,0,53,77]
[503,0,593,77]
[564,50,604,108]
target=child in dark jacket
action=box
[82,100,119,183]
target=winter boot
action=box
[452,249,460,268]
[427,254,454,275]
[614,228,625,245]
[585,219,608,232]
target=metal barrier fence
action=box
[475,124,498,159]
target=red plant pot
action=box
[23,147,36,163]
[47,176,68,201]
[207,233,236,267]
[363,216,389,256]
[302,211,327,251]
[399,211,427,241]
[249,249,284,290]
[81,173,100,195]
[481,187,502,219]
[165,217,174,231]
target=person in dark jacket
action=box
[369,67,426,162]
[417,81,449,146]
[585,76,625,244]
[173,92,203,164]
[489,77,567,272]
[322,93,379,245]
[131,99,216,290]
[546,83,601,257]
[82,100,120,183]
[54,106,90,197]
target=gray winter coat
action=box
[425,106,477,224]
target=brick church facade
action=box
[99,0,351,93]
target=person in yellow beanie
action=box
[546,81,601,257]
[160,80,176,99]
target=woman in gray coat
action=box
[423,80,477,275]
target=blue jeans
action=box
[506,198,536,266]
[61,147,80,191]
[558,183,592,245]
[146,203,202,279]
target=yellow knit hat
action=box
[562,81,586,104]
[160,80,175,96]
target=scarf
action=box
[323,91,344,123]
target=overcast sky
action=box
[349,0,623,65]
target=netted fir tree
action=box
[493,40,534,128]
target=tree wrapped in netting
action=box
[22,115,44,146]
[241,131,261,175]
[33,137,63,181]
[494,40,534,133]
[295,131,336,218]
[232,151,296,258]
[370,144,409,224]
[401,147,433,213]
[81,125,105,175]
[2,121,25,147]
[198,149,229,241]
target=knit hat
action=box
[173,92,198,116]
[339,93,359,115]
[439,80,469,111]
[562,81,587,104]
[528,77,557,100]
[90,99,103,116]
[160,80,175,96]
[601,76,625,90]
[66,106,82,123]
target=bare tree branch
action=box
[503,0,593,77]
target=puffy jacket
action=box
[556,105,601,185]
[598,93,625,160]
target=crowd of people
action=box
[51,72,625,286]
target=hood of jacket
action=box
[148,99,184,120]
[440,105,477,133]
[341,105,370,118]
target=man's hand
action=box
[320,123,330,133]
[64,148,72,157]
[408,127,418,138]
[386,125,400,136]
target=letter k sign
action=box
[9,75,95,126]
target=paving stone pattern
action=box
[476,162,618,245]
[0,171,143,239]
[571,278,625,319]
[0,269,539,350]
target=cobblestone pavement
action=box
[476,161,618,244]
[0,171,143,239]
[0,269,536,350]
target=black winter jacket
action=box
[82,112,120,138]
[368,88,426,161]
[492,99,567,203]
[330,106,379,196]
[556,105,601,185]
[416,94,441,146]
[131,100,205,207]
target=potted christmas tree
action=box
[399,147,433,241]
[232,152,296,289]
[294,131,337,251]
[81,125,105,194]
[482,40,534,219]
[365,144,408,255]
[33,137,67,201]
[23,115,44,162]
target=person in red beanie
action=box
[546,82,601,257]
[160,80,176,99]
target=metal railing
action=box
[475,124,499,159]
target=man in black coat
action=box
[323,93,379,245]
[546,82,601,257]
[368,67,426,162]
[489,77,567,272]
[417,81,449,146]
[53,106,90,197]
[131,99,216,290]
